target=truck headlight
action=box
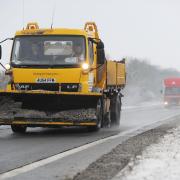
[82,63,89,73]
[5,64,11,70]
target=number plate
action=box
[36,78,56,83]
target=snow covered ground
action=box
[114,126,180,180]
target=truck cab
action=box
[6,22,106,95]
[163,78,180,107]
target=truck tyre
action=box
[104,112,111,128]
[87,99,103,132]
[11,125,27,134]
[110,94,121,126]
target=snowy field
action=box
[115,126,180,180]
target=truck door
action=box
[96,41,106,83]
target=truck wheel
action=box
[87,99,103,132]
[104,112,111,128]
[11,125,27,134]
[110,94,121,126]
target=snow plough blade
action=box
[0,92,101,127]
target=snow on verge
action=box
[114,126,180,180]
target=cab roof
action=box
[15,22,99,39]
[164,78,180,87]
[16,28,87,36]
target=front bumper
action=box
[0,89,102,96]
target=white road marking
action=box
[122,102,163,110]
[0,113,180,179]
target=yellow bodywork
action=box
[0,120,97,126]
[12,68,90,93]
[5,22,106,95]
[0,22,126,128]
[2,22,126,95]
[107,61,126,87]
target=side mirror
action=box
[0,45,2,60]
[97,41,105,64]
[97,41,104,49]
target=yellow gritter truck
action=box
[0,22,126,133]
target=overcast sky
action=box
[0,0,180,69]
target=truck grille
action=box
[14,83,59,91]
[14,83,80,92]
[60,83,79,92]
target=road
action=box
[0,103,179,179]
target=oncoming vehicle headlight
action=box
[164,101,168,105]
